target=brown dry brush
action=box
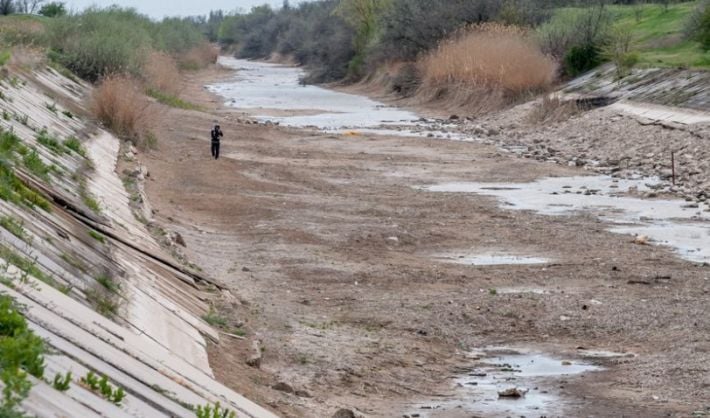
[177,42,219,71]
[143,51,181,96]
[418,23,557,113]
[527,93,581,124]
[91,74,156,148]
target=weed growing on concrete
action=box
[195,402,236,418]
[80,371,126,405]
[0,216,29,242]
[36,130,64,155]
[201,308,228,328]
[51,372,72,391]
[62,136,86,157]
[88,230,105,244]
[22,150,51,181]
[0,294,46,414]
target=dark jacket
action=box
[211,128,223,143]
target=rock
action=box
[295,389,312,398]
[498,387,528,398]
[332,409,356,418]
[242,266,251,272]
[170,231,186,247]
[449,114,459,120]
[246,340,262,368]
[272,381,294,394]
[633,235,650,245]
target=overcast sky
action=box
[64,0,305,19]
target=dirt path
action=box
[137,65,710,417]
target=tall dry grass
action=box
[92,75,154,143]
[418,23,557,110]
[143,51,181,95]
[177,43,219,70]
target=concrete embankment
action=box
[0,63,277,417]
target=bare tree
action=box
[0,0,15,15]
[15,0,45,14]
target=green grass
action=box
[22,150,51,181]
[201,308,228,328]
[0,50,10,67]
[36,130,64,155]
[146,88,201,110]
[549,2,710,69]
[88,230,105,243]
[95,274,120,294]
[0,245,61,289]
[0,294,46,412]
[0,163,52,211]
[0,216,28,242]
[63,136,86,157]
[609,2,709,68]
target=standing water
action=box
[208,58,470,139]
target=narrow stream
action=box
[208,58,470,139]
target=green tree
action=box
[39,2,66,17]
[336,0,391,76]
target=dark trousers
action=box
[211,141,220,159]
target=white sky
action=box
[63,0,306,19]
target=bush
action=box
[692,2,710,50]
[0,294,46,412]
[538,6,611,75]
[46,8,153,81]
[602,26,639,78]
[46,7,209,82]
[564,44,603,76]
[419,23,556,96]
[39,2,67,17]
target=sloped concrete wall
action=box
[0,65,277,417]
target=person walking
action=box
[210,124,223,159]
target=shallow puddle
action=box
[437,254,550,266]
[209,58,473,139]
[422,175,710,263]
[409,349,600,417]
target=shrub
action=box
[690,1,710,50]
[91,75,153,141]
[538,5,611,75]
[564,44,602,77]
[419,23,556,96]
[602,26,639,78]
[46,7,154,82]
[0,294,46,412]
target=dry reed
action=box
[178,43,219,70]
[91,75,154,141]
[420,23,557,97]
[143,51,181,95]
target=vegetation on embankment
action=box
[201,0,709,112]
[1,7,217,145]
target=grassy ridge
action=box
[552,2,710,69]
